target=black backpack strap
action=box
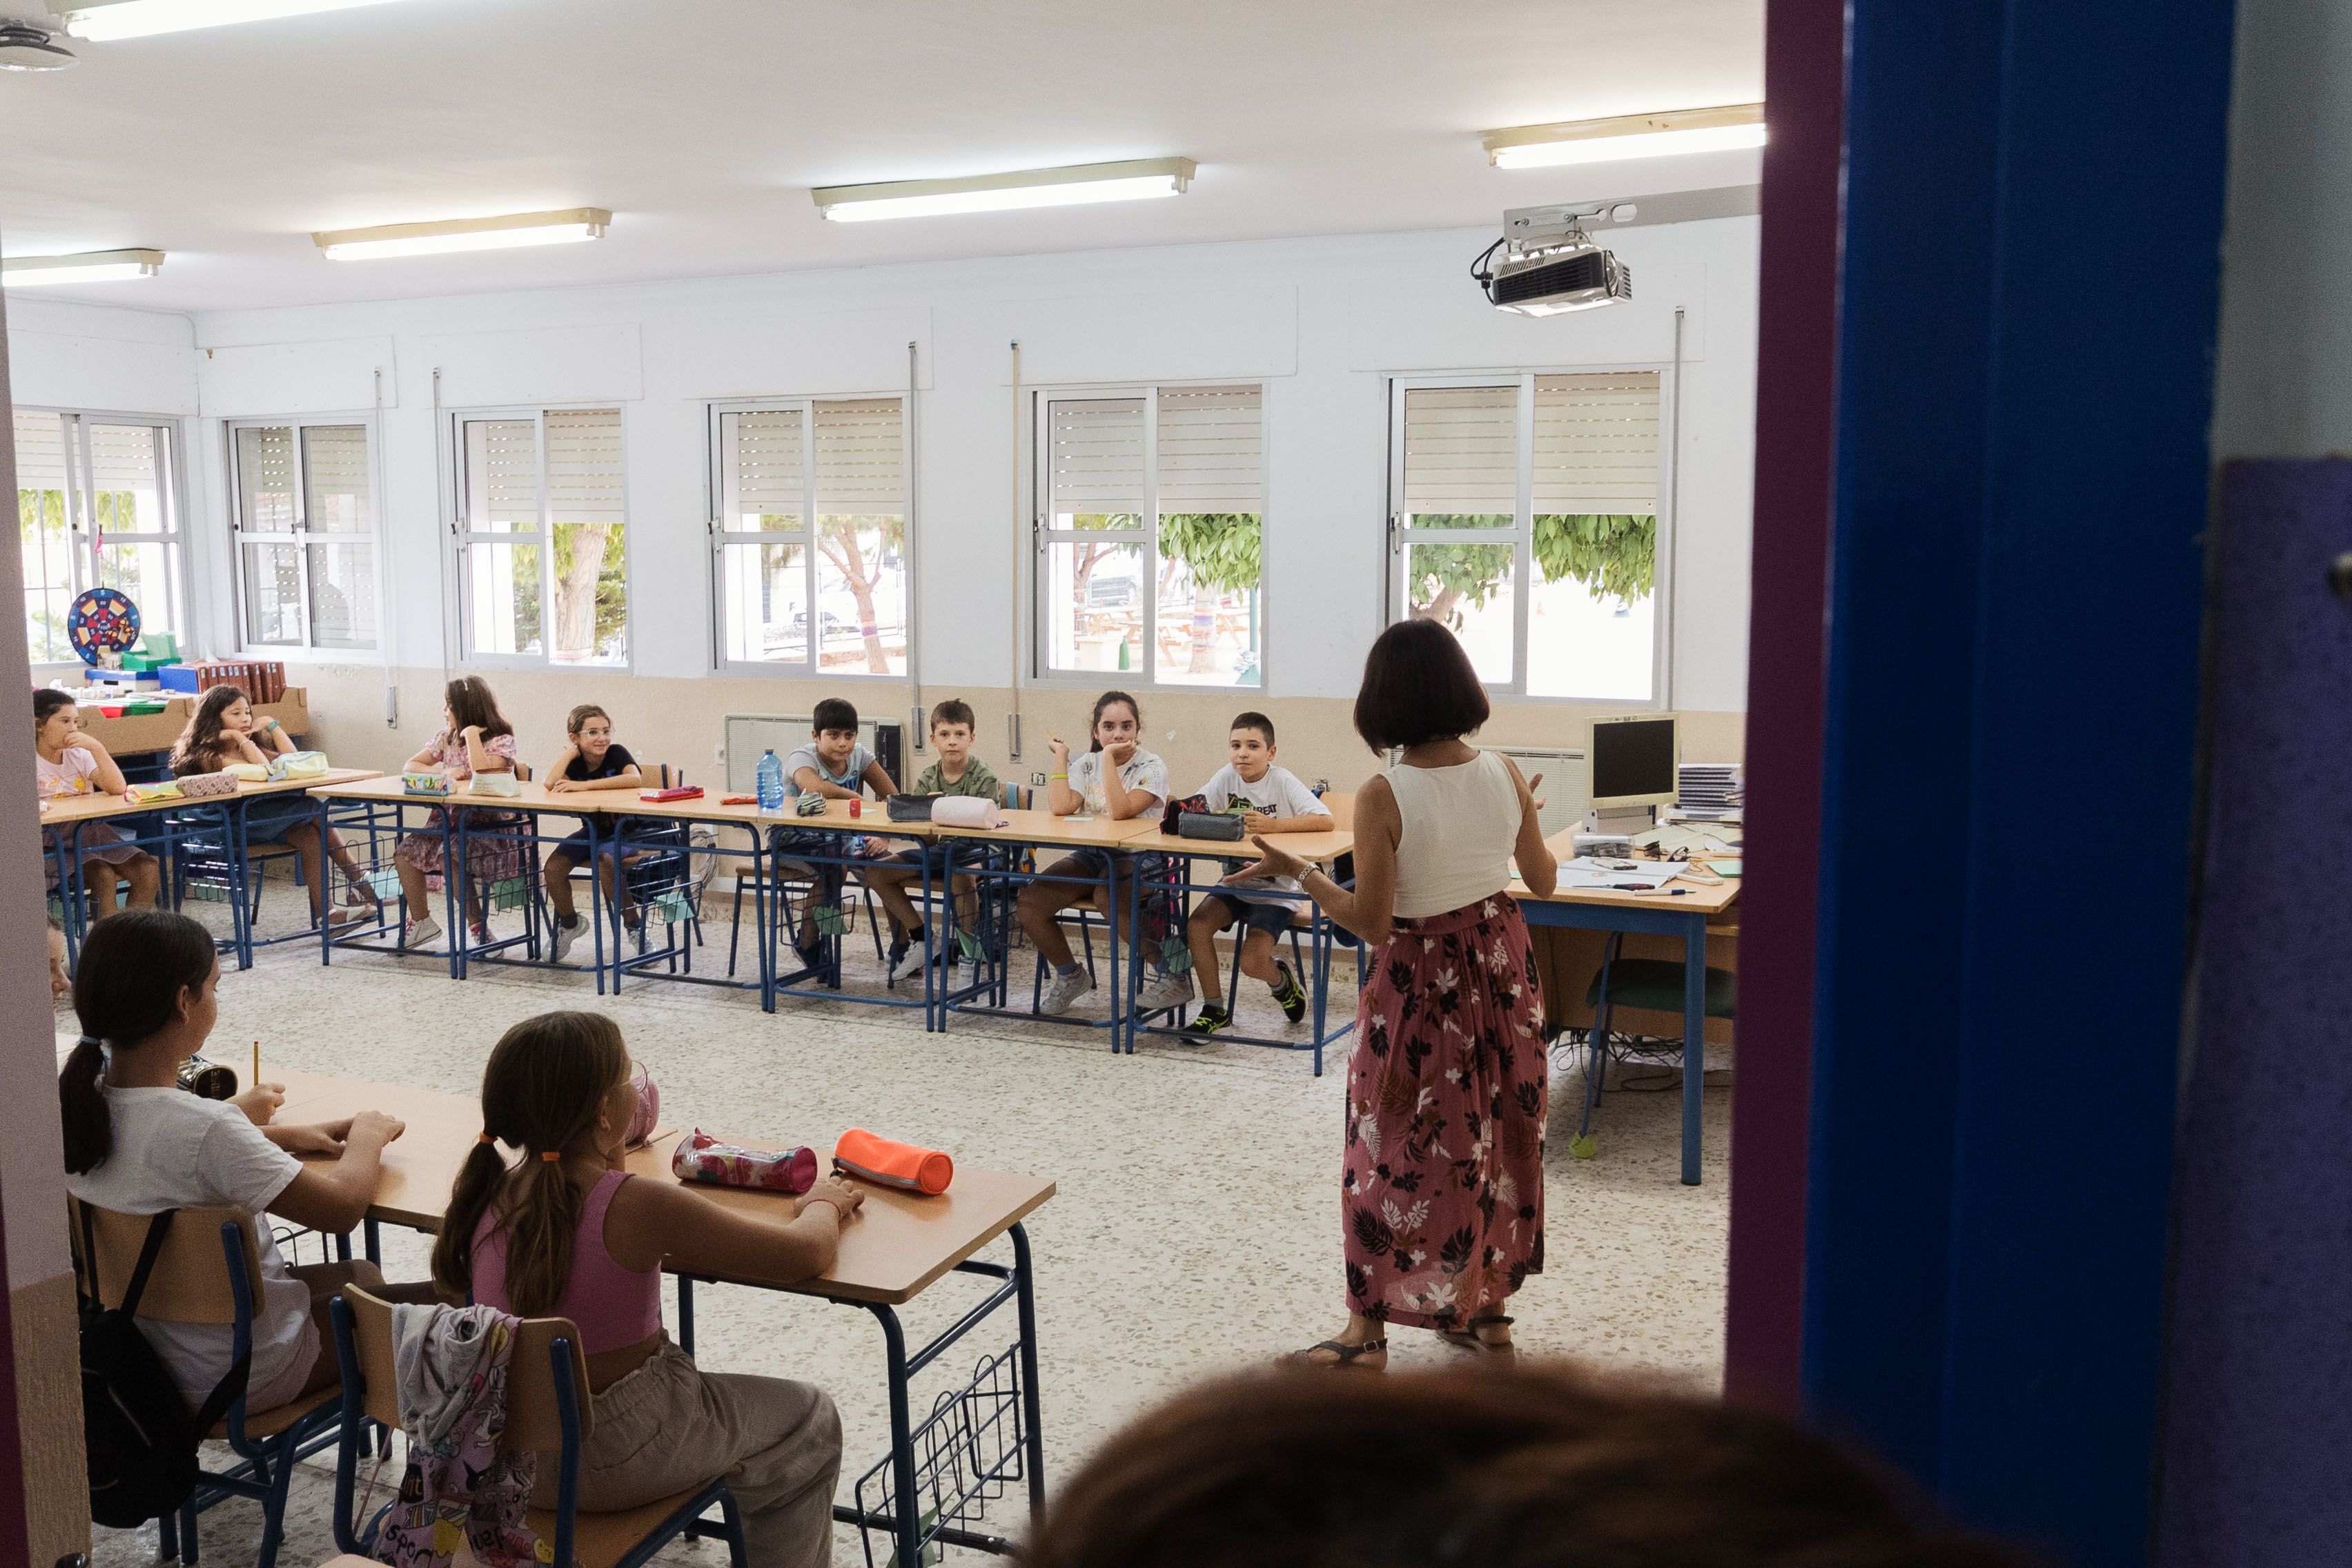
[188,1346,251,1442]
[117,1209,177,1318]
[72,1201,99,1310]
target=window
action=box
[1034,384,1263,687]
[230,420,378,651]
[710,398,907,676]
[455,407,628,666]
[1389,373,1661,699]
[12,409,184,666]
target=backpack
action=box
[75,1206,250,1528]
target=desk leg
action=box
[1010,1222,1047,1520]
[676,1276,695,1355]
[867,1302,921,1568]
[363,1217,380,1266]
[1681,914,1705,1186]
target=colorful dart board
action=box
[66,588,140,665]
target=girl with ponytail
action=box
[432,1010,861,1567]
[59,910,415,1413]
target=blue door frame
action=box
[1730,3,2237,1565]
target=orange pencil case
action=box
[833,1128,953,1195]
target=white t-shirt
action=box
[1200,763,1331,901]
[63,1086,313,1413]
[1067,747,1168,819]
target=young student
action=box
[59,910,418,1415]
[393,675,520,952]
[540,703,644,965]
[861,698,999,982]
[1179,711,1331,1038]
[433,1010,860,1568]
[35,689,160,919]
[172,684,379,929]
[1018,690,1189,1016]
[773,697,899,969]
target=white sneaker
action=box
[550,917,582,965]
[890,936,932,983]
[403,914,442,950]
[1039,967,1095,1016]
[1134,970,1194,1012]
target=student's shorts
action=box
[1197,890,1297,939]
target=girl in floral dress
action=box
[1226,620,1556,1367]
[394,676,525,950]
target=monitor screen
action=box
[1589,716,1678,804]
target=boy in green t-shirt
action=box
[863,699,1001,981]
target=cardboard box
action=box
[72,687,310,757]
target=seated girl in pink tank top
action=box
[431,1012,867,1568]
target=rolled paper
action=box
[625,1066,660,1148]
[671,1128,817,1194]
[833,1127,953,1195]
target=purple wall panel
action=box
[2158,459,2352,1563]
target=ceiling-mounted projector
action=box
[1473,202,1634,316]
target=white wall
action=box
[8,220,1758,710]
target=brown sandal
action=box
[1438,1313,1517,1356]
[1287,1337,1387,1370]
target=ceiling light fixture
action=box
[313,208,612,262]
[812,158,1195,223]
[2,248,164,286]
[59,0,406,41]
[0,18,77,68]
[1483,104,1765,170]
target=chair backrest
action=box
[339,1284,591,1453]
[68,1197,260,1326]
[1319,790,1356,829]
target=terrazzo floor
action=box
[75,885,1731,1567]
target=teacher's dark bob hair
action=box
[1351,619,1490,752]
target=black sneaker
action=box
[1181,1005,1232,1041]
[1271,963,1307,1023]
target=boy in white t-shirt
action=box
[1181,712,1331,1038]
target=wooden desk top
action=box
[1510,829,1742,915]
[627,794,931,839]
[1119,826,1355,865]
[40,767,379,825]
[269,1070,1055,1308]
[928,807,1162,848]
[308,776,583,814]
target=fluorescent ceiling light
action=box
[2,248,163,286]
[59,0,406,41]
[813,158,1195,223]
[1484,105,1765,170]
[314,208,611,261]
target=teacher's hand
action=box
[1222,835,1306,886]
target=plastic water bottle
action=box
[755,749,785,814]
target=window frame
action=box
[705,394,914,682]
[225,413,384,658]
[1384,368,1674,705]
[1025,378,1271,693]
[446,403,634,672]
[14,406,189,674]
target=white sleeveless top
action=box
[1384,751,1524,919]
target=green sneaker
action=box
[1271,962,1307,1023]
[1180,1005,1232,1041]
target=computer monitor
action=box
[1587,713,1680,810]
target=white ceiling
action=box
[0,0,1763,314]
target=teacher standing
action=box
[1228,620,1556,1368]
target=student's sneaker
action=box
[890,935,932,983]
[1039,967,1095,1016]
[1271,961,1308,1023]
[469,921,493,948]
[1180,1004,1232,1041]
[549,915,582,965]
[402,914,442,950]
[1135,970,1194,1013]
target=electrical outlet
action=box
[1030,771,1047,786]
[712,743,725,764]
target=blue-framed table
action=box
[1510,837,1741,1186]
[272,1068,1057,1568]
[1121,825,1360,1074]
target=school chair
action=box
[450,760,542,943]
[605,765,709,966]
[69,1199,348,1568]
[328,1286,748,1568]
[1574,932,1737,1156]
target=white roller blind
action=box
[12,409,67,491]
[1048,397,1144,519]
[1402,385,1518,516]
[732,409,805,519]
[813,398,903,514]
[300,425,371,534]
[237,427,297,533]
[1533,372,1661,514]
[86,423,161,489]
[545,409,624,528]
[1156,385,1262,514]
[467,419,540,531]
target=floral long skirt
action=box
[1343,893,1547,1329]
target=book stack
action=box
[1672,763,1745,823]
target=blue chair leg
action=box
[254,1434,297,1568]
[158,1501,180,1560]
[718,1487,749,1568]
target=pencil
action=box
[253,1040,260,1085]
